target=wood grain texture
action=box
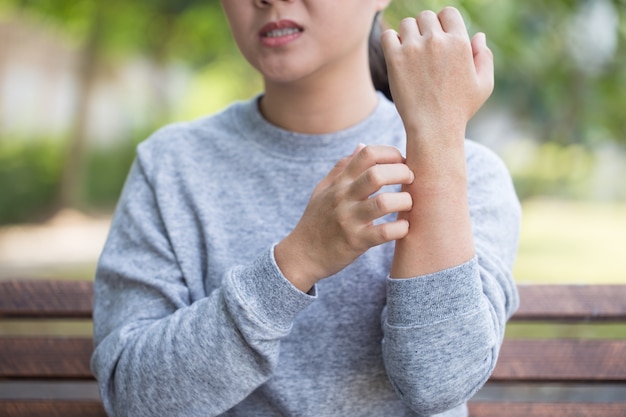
[2,280,626,415]
[3,338,625,382]
[2,281,625,320]
[468,402,626,417]
[0,338,94,379]
[493,339,626,382]
[515,285,626,321]
[0,281,93,319]
[0,401,107,417]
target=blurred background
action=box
[0,0,625,284]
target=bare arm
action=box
[381,7,495,278]
[377,9,521,414]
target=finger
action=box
[364,220,410,247]
[397,17,420,44]
[438,7,468,36]
[471,32,495,93]
[416,10,442,36]
[344,145,405,180]
[351,163,414,200]
[381,28,401,52]
[319,144,365,189]
[354,192,413,223]
[351,142,367,156]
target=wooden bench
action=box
[1,280,625,416]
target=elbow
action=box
[91,347,125,417]
[388,375,458,415]
[389,371,491,415]
[91,333,149,417]
[385,343,498,415]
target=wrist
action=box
[405,136,467,188]
[274,236,320,293]
[401,114,466,142]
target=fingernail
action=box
[352,143,366,155]
[478,32,487,46]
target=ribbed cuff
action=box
[225,246,316,333]
[386,257,484,327]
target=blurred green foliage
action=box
[0,140,63,223]
[0,138,141,224]
[504,142,598,200]
[2,0,235,64]
[81,134,146,208]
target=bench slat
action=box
[468,402,626,417]
[2,280,625,321]
[3,401,625,417]
[1,281,625,413]
[515,285,626,321]
[0,281,93,319]
[0,338,94,379]
[0,401,107,417]
[493,339,626,382]
[3,337,625,383]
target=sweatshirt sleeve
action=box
[90,156,315,417]
[381,142,521,415]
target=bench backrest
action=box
[1,281,625,417]
[0,281,102,417]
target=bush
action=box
[0,134,144,225]
[82,141,137,209]
[504,141,597,201]
[0,141,64,224]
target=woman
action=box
[91,1,521,416]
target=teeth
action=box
[265,28,300,38]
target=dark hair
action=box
[369,12,392,101]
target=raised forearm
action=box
[381,8,494,278]
[390,131,474,278]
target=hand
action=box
[275,145,414,292]
[381,7,494,141]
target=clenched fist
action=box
[381,7,494,143]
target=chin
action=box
[255,60,316,85]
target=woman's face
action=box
[221,0,390,86]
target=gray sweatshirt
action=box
[91,94,521,417]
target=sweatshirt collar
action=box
[231,93,400,161]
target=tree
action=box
[3,0,236,209]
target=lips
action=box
[259,20,303,46]
[264,27,301,38]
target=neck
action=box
[259,59,380,135]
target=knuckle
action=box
[376,225,392,243]
[365,166,384,188]
[400,17,417,26]
[453,33,471,46]
[336,210,352,233]
[402,41,423,55]
[343,229,361,250]
[373,194,391,214]
[440,6,459,17]
[429,33,444,46]
[330,189,346,209]
[335,155,350,168]
[418,10,437,19]
[358,145,376,164]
